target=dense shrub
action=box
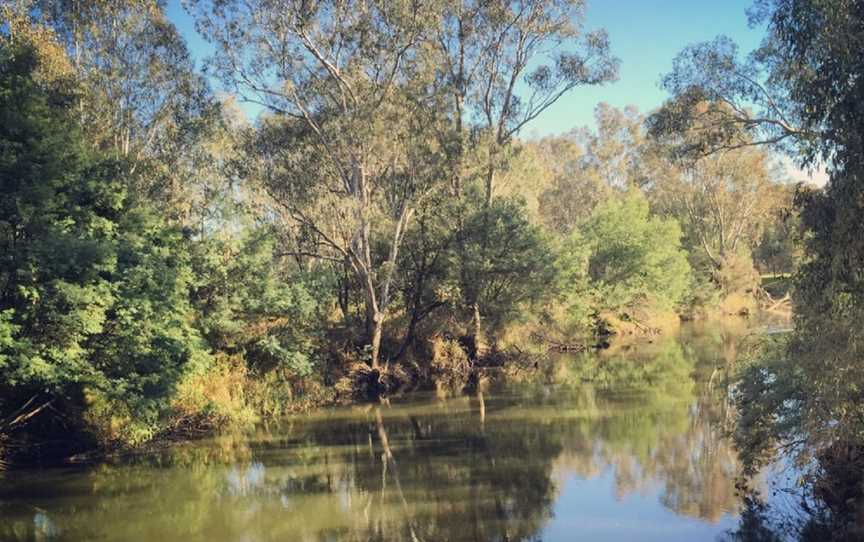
[558,190,692,330]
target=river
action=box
[0,317,792,541]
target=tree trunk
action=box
[395,301,421,362]
[472,302,487,359]
[370,311,383,369]
[472,160,495,359]
[484,158,495,207]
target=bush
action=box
[0,42,336,457]
[0,43,212,447]
[190,229,332,377]
[456,195,560,334]
[714,248,760,297]
[558,190,692,330]
[429,335,472,390]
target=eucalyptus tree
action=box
[434,0,619,203]
[188,0,449,367]
[1,0,216,221]
[730,1,864,502]
[646,35,819,162]
[433,0,618,353]
[533,136,601,234]
[648,146,782,273]
[534,104,666,235]
[573,104,653,189]
[35,1,209,166]
[663,2,864,525]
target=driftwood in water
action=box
[529,330,588,352]
[755,286,792,313]
[624,316,661,335]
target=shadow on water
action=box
[0,316,843,542]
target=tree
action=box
[753,197,798,276]
[535,104,662,235]
[0,36,209,446]
[188,0,451,367]
[456,195,558,346]
[434,0,619,203]
[646,35,818,162]
[648,145,782,271]
[573,104,662,189]
[644,97,789,305]
[560,191,692,327]
[16,0,215,214]
[532,135,598,233]
[430,0,618,355]
[723,4,864,529]
[190,228,330,378]
[391,192,458,360]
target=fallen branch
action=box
[529,330,588,352]
[0,396,54,430]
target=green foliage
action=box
[733,335,803,475]
[560,191,691,322]
[723,1,864,485]
[714,248,760,297]
[685,265,724,313]
[457,195,559,333]
[754,217,799,276]
[0,0,817,469]
[36,0,214,210]
[85,207,210,429]
[0,36,339,452]
[190,229,332,377]
[555,231,595,328]
[0,40,209,440]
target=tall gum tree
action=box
[653,1,864,498]
[188,0,447,367]
[648,142,783,273]
[7,0,215,217]
[645,32,823,165]
[734,0,864,487]
[433,0,619,354]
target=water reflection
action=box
[0,320,777,542]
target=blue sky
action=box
[524,0,764,136]
[166,0,764,136]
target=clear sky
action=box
[523,0,764,137]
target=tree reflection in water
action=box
[0,320,791,542]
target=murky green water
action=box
[0,319,787,542]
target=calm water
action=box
[0,319,787,542]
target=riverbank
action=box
[1,313,787,470]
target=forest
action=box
[1,0,863,539]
